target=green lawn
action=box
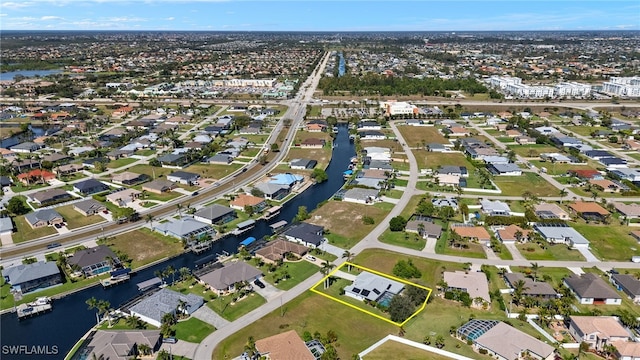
[507,145,561,158]
[510,266,572,288]
[106,157,138,169]
[571,223,640,261]
[418,151,476,171]
[363,340,453,360]
[516,243,586,261]
[528,160,596,176]
[55,204,105,229]
[184,163,243,180]
[256,259,319,291]
[13,215,57,242]
[436,231,487,259]
[173,317,216,343]
[208,292,267,322]
[378,231,426,251]
[10,182,49,193]
[126,164,175,178]
[397,125,447,147]
[103,228,184,269]
[134,149,156,156]
[492,172,558,197]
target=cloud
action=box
[41,16,64,20]
[105,16,148,22]
[1,2,33,9]
[0,14,7,17]
[165,17,175,20]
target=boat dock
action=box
[231,219,256,235]
[17,298,52,319]
[100,275,130,288]
[136,277,163,292]
[191,241,213,254]
[262,206,282,220]
[269,220,288,231]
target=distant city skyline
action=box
[1,0,638,32]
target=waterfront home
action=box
[503,272,558,300]
[24,209,64,229]
[193,205,237,225]
[80,330,161,360]
[73,178,110,195]
[255,330,316,360]
[167,170,200,185]
[253,182,290,200]
[610,274,640,303]
[111,171,149,186]
[444,271,491,308]
[254,238,309,264]
[363,147,391,161]
[198,261,262,294]
[73,199,107,216]
[569,316,629,351]
[68,245,120,277]
[564,273,622,305]
[2,261,62,294]
[269,173,303,188]
[229,193,267,212]
[358,130,386,140]
[10,141,43,153]
[290,158,318,170]
[283,222,324,248]
[141,179,177,194]
[152,217,214,241]
[300,138,325,148]
[129,288,203,327]
[344,271,404,303]
[106,188,141,207]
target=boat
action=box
[269,220,288,231]
[100,268,131,288]
[231,219,256,235]
[239,236,256,248]
[263,205,282,220]
[17,297,52,319]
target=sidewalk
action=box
[191,305,230,330]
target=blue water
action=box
[0,126,51,149]
[338,52,345,77]
[0,124,355,360]
[0,70,62,81]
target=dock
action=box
[231,219,256,235]
[262,206,282,221]
[17,298,52,319]
[191,241,213,254]
[100,275,130,288]
[269,220,288,231]
[136,277,163,292]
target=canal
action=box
[338,52,346,77]
[0,124,355,359]
[0,125,59,149]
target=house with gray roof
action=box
[438,166,468,177]
[157,153,188,167]
[25,209,64,229]
[503,273,558,300]
[80,330,161,360]
[207,153,233,165]
[68,245,120,277]
[564,273,622,305]
[198,261,262,294]
[253,182,290,200]
[10,141,43,153]
[480,199,511,216]
[432,197,458,210]
[290,158,317,170]
[29,188,73,206]
[533,224,590,248]
[2,261,61,293]
[73,178,110,195]
[344,271,404,303]
[488,163,522,176]
[611,273,640,304]
[166,171,199,185]
[73,199,107,216]
[0,217,13,235]
[342,188,379,205]
[193,205,237,225]
[405,220,442,240]
[129,288,203,327]
[152,217,214,241]
[283,222,324,248]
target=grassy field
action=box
[436,231,487,259]
[492,172,558,197]
[102,228,184,269]
[55,204,105,229]
[106,157,138,169]
[510,266,572,288]
[252,258,319,291]
[208,292,267,321]
[528,160,597,176]
[285,147,333,169]
[13,215,57,242]
[378,231,426,250]
[396,125,448,147]
[571,223,640,261]
[173,317,216,343]
[363,340,454,360]
[420,152,475,170]
[565,125,596,137]
[516,243,586,261]
[184,163,243,180]
[126,164,175,178]
[308,201,393,249]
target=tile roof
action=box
[230,194,265,208]
[255,330,315,360]
[569,202,610,216]
[475,322,555,360]
[450,224,491,241]
[444,271,491,303]
[570,316,629,338]
[199,261,262,290]
[255,239,308,262]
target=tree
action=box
[320,261,335,289]
[405,285,428,306]
[137,343,151,356]
[392,259,421,279]
[311,168,328,183]
[435,334,445,349]
[342,250,354,271]
[294,206,309,222]
[145,214,154,228]
[176,203,183,217]
[86,297,101,324]
[165,265,176,285]
[270,143,279,152]
[438,206,455,222]
[244,336,259,359]
[389,216,407,232]
[512,279,529,306]
[530,262,541,282]
[7,197,29,215]
[559,188,568,204]
[388,295,415,322]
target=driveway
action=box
[504,243,526,261]
[576,247,600,262]
[191,305,230,329]
[159,340,198,359]
[0,233,14,247]
[317,241,345,258]
[252,278,284,302]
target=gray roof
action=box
[74,199,106,214]
[611,274,640,296]
[534,225,589,245]
[194,205,235,221]
[153,217,212,238]
[84,330,161,360]
[352,177,383,189]
[438,166,466,175]
[481,199,511,214]
[432,198,458,209]
[74,178,109,193]
[564,273,621,300]
[24,209,63,225]
[68,245,118,268]
[283,222,324,246]
[0,217,13,232]
[405,220,442,237]
[199,261,262,290]
[475,322,555,360]
[489,163,522,173]
[344,271,405,302]
[157,153,184,163]
[343,188,379,201]
[208,154,233,163]
[290,158,317,169]
[31,188,71,204]
[368,160,393,170]
[254,182,289,195]
[167,171,199,180]
[129,288,203,323]
[2,261,60,285]
[503,273,557,297]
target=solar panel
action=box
[361,289,370,297]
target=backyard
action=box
[12,215,57,243]
[101,228,184,269]
[571,223,640,261]
[285,147,332,169]
[515,243,586,262]
[249,258,319,291]
[55,204,106,229]
[363,340,452,360]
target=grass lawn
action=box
[134,149,156,156]
[516,243,586,261]
[184,163,242,180]
[285,147,333,169]
[13,215,57,242]
[436,231,487,259]
[528,160,596,176]
[308,201,392,249]
[363,340,453,360]
[510,266,572,288]
[250,257,320,291]
[396,125,447,147]
[106,157,137,169]
[140,190,183,202]
[11,182,49,193]
[571,223,640,261]
[55,204,105,229]
[173,317,216,343]
[565,125,596,137]
[102,228,184,269]
[418,151,475,171]
[98,317,157,330]
[378,231,426,251]
[315,277,390,319]
[126,164,175,178]
[492,172,558,197]
[207,292,267,322]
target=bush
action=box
[389,216,407,232]
[479,349,488,355]
[392,259,421,279]
[362,216,374,225]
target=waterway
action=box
[0,70,62,81]
[0,124,355,360]
[338,52,346,77]
[0,126,62,149]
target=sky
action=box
[1,0,638,32]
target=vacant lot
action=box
[309,201,393,249]
[396,125,447,147]
[528,160,597,176]
[572,223,640,261]
[106,157,137,169]
[56,204,105,229]
[126,164,174,178]
[516,243,586,261]
[13,215,57,242]
[492,172,558,197]
[363,340,452,360]
[507,144,560,158]
[173,318,215,343]
[285,147,332,169]
[421,151,475,171]
[185,163,242,180]
[104,228,184,268]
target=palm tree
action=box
[179,267,191,282]
[86,297,101,324]
[165,265,176,285]
[145,214,154,228]
[559,188,568,204]
[342,250,354,271]
[244,336,259,359]
[512,279,529,306]
[98,300,112,327]
[176,299,188,316]
[530,262,541,282]
[137,343,151,356]
[176,203,183,217]
[154,270,165,284]
[320,261,335,289]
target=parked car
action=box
[162,337,177,344]
[306,255,316,262]
[254,279,265,289]
[47,242,61,249]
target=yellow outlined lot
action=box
[310,262,432,327]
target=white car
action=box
[306,255,316,262]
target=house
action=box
[458,320,555,360]
[432,197,458,210]
[515,136,536,145]
[141,179,177,194]
[10,141,43,153]
[503,272,558,300]
[300,138,325,148]
[438,166,468,177]
[358,130,386,140]
[68,245,120,277]
[610,274,640,303]
[569,169,604,180]
[305,123,326,132]
[2,261,62,294]
[270,173,303,188]
[54,163,85,176]
[17,169,56,185]
[157,153,188,167]
[283,222,324,248]
[534,224,589,247]
[344,271,405,304]
[193,205,236,225]
[129,288,203,328]
[505,129,522,137]
[436,174,462,187]
[569,316,629,350]
[29,188,73,206]
[198,261,262,294]
[632,230,640,242]
[600,157,628,168]
[342,188,379,205]
[614,342,640,360]
[483,156,510,165]
[444,126,471,136]
[564,273,622,305]
[80,330,161,360]
[0,176,12,187]
[533,203,571,220]
[106,189,141,207]
[589,179,624,193]
[111,171,149,186]
[480,199,511,216]
[443,271,491,307]
[405,220,442,240]
[496,225,531,243]
[207,154,233,165]
[73,179,110,195]
[253,182,290,200]
[488,163,522,176]
[255,330,316,360]
[569,201,610,221]
[450,224,492,244]
[73,199,107,216]
[0,217,13,235]
[613,203,640,219]
[166,171,200,185]
[585,150,615,161]
[610,168,640,182]
[427,143,447,152]
[255,239,309,264]
[229,194,267,212]
[357,120,382,130]
[24,209,64,229]
[290,158,317,170]
[540,153,572,163]
[363,147,391,161]
[152,217,214,241]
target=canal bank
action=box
[0,124,355,360]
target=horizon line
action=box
[2,29,639,32]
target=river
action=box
[0,124,355,360]
[338,52,346,77]
[0,70,62,81]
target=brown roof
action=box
[497,225,531,241]
[301,138,325,146]
[255,330,314,360]
[589,179,621,190]
[255,239,309,262]
[450,224,491,241]
[570,316,629,339]
[613,202,640,217]
[569,202,610,216]
[230,194,265,208]
[614,341,640,358]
